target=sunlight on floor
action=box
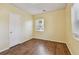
[37,44,48,55]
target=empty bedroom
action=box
[0,3,79,55]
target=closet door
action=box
[9,13,23,47]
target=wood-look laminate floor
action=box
[0,38,71,55]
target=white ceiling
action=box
[12,3,66,15]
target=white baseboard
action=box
[0,37,33,53]
[0,47,9,53]
[9,37,33,48]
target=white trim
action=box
[0,47,9,53]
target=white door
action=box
[9,13,22,47]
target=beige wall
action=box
[0,8,9,52]
[65,4,79,55]
[33,9,66,43]
[0,4,33,52]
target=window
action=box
[71,4,79,40]
[35,18,44,32]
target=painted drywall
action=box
[65,4,79,55]
[0,8,9,52]
[0,4,33,52]
[33,9,66,43]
